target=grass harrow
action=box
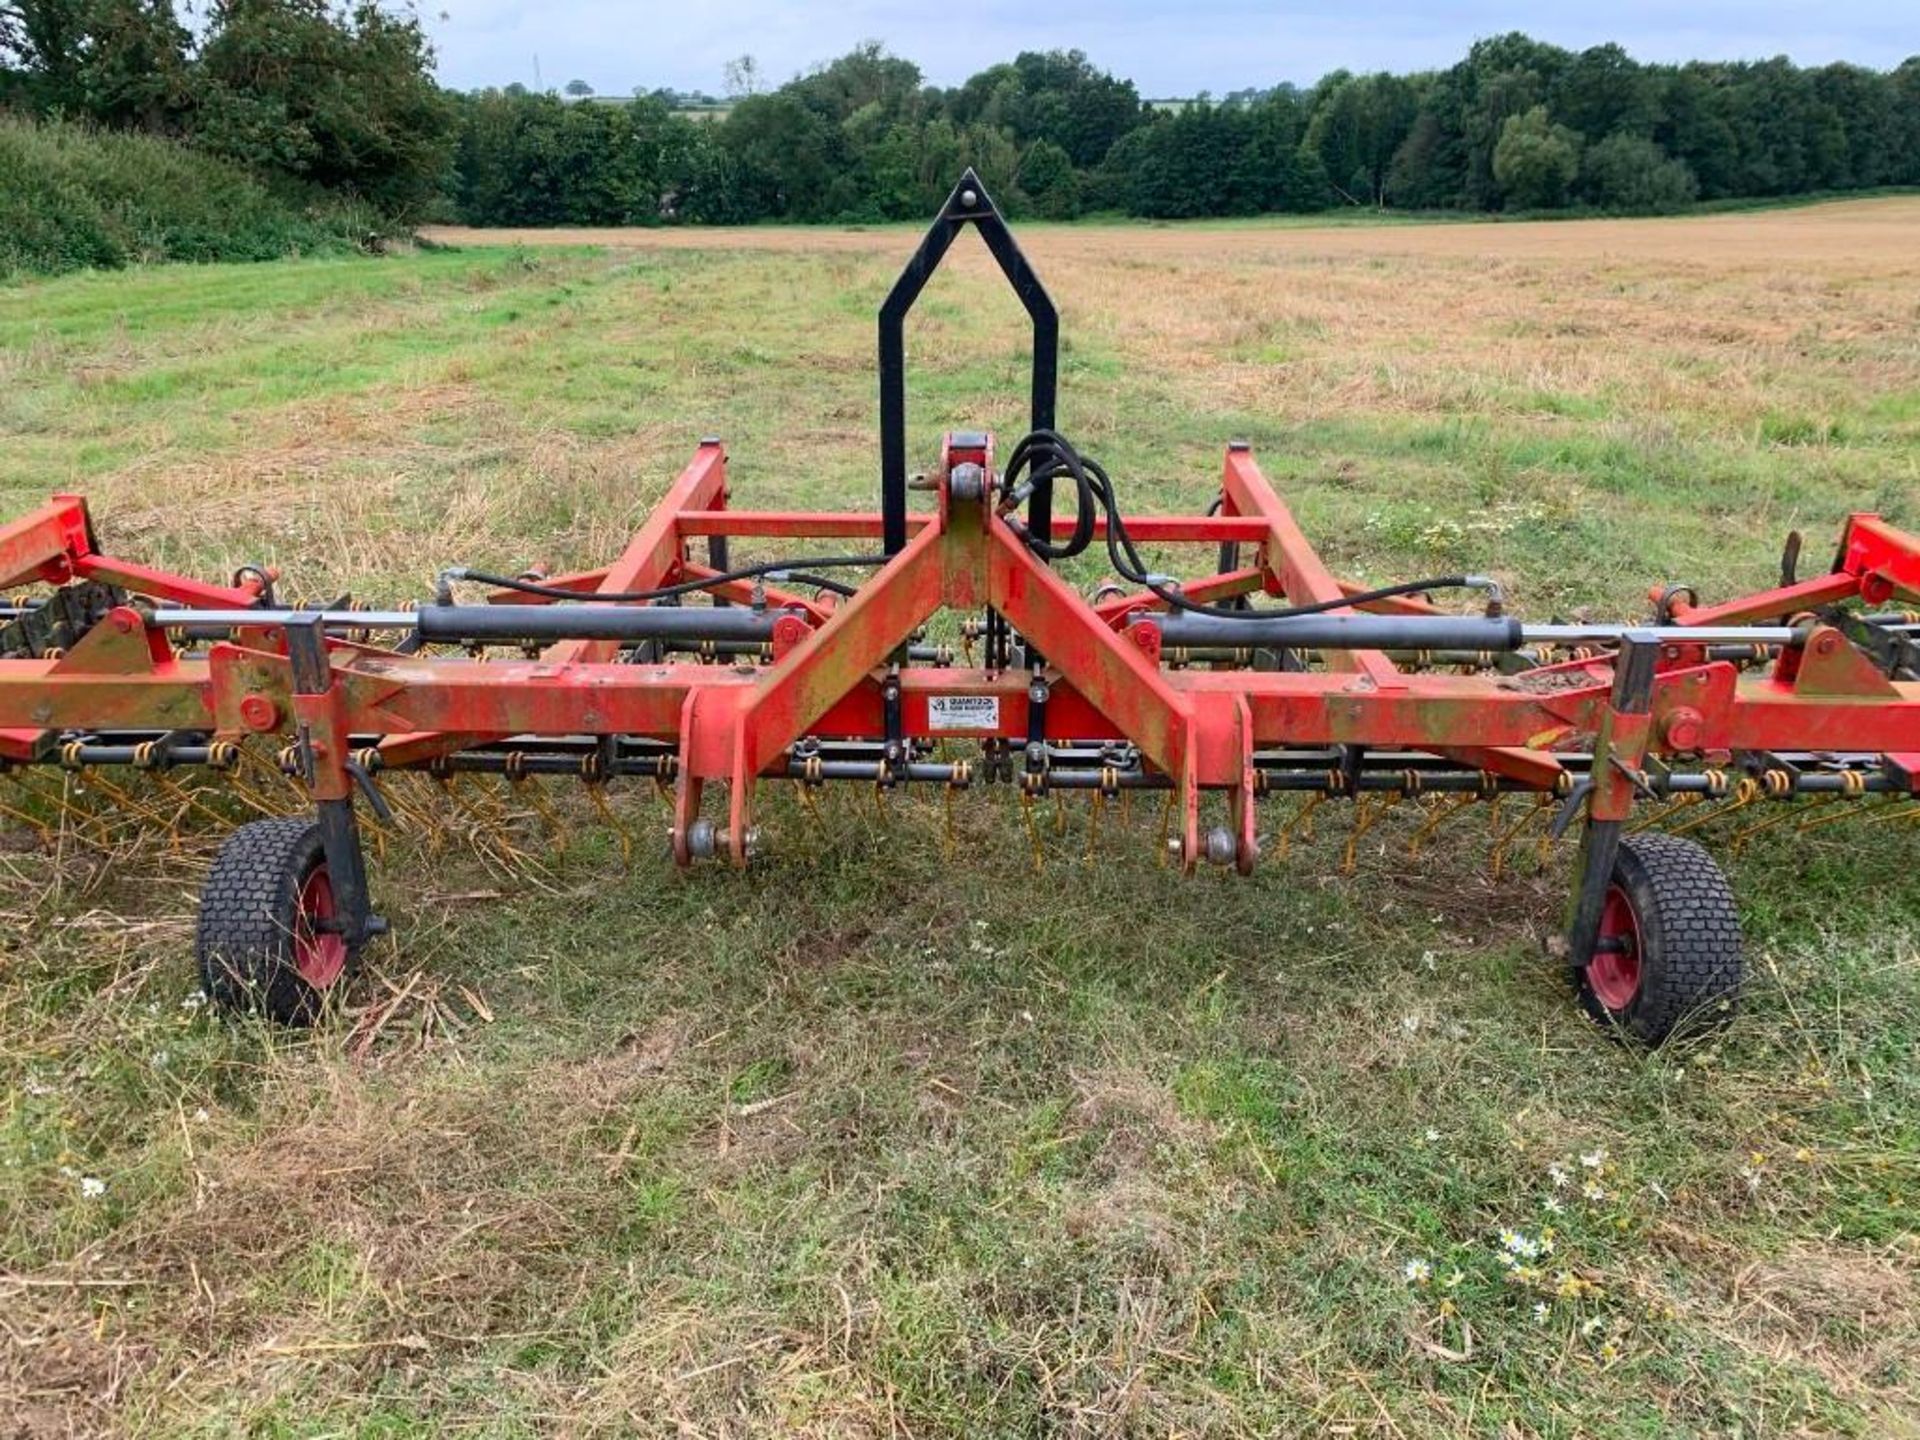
[4,171,1918,1044]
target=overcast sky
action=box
[425,1,1917,96]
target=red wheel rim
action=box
[294,865,348,989]
[1588,883,1642,1012]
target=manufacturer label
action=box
[927,694,1000,731]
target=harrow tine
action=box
[1663,777,1761,837]
[144,768,239,832]
[1342,792,1394,875]
[1725,795,1839,853]
[1085,789,1106,861]
[1021,790,1046,872]
[1489,795,1552,881]
[1627,792,1701,834]
[1406,793,1477,858]
[0,773,56,846]
[1276,791,1326,860]
[794,777,827,841]
[65,766,185,848]
[586,782,634,866]
[1155,788,1174,867]
[510,773,567,853]
[1801,793,1912,833]
[44,769,121,848]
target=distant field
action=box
[3,197,1918,1436]
[421,191,1920,261]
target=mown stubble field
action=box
[3,197,1919,1437]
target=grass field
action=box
[3,198,1919,1437]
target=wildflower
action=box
[192,1108,210,1123]
[1499,1228,1542,1260]
[180,991,207,1011]
[1401,1014,1421,1035]
[1542,1196,1564,1215]
[1403,1258,1432,1285]
[150,1050,169,1069]
[1424,1127,1440,1143]
[1599,1340,1621,1362]
[1547,1162,1570,1188]
[1580,1148,1608,1170]
[1445,1269,1465,1289]
[1583,1181,1607,1202]
[24,1076,54,1098]
[1581,1316,1605,1337]
[79,1176,105,1199]
[1533,1302,1550,1324]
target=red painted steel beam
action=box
[1338,578,1444,617]
[1093,568,1266,625]
[1667,572,1860,628]
[1669,514,1920,625]
[72,554,266,610]
[487,569,608,605]
[1219,448,1401,686]
[543,440,728,667]
[674,563,833,626]
[0,496,94,590]
[672,511,1270,544]
[10,641,1918,784]
[675,511,909,539]
[986,511,1196,781]
[731,518,948,779]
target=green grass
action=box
[1,211,1918,1435]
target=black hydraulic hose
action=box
[446,554,888,605]
[999,428,1493,622]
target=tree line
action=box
[5,3,1919,229]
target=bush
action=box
[1580,132,1699,212]
[0,115,364,277]
[1492,106,1582,209]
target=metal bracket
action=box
[879,169,1058,556]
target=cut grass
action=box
[2,197,1918,1437]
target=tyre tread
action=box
[196,817,342,1025]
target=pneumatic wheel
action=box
[1573,833,1743,1046]
[197,817,361,1025]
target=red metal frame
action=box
[4,434,1919,869]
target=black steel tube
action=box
[1147,613,1525,652]
[415,604,791,646]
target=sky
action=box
[424,0,1918,97]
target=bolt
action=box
[238,694,280,732]
[960,187,978,207]
[1166,834,1185,858]
[1203,826,1237,867]
[1663,706,1705,753]
[1814,632,1840,656]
